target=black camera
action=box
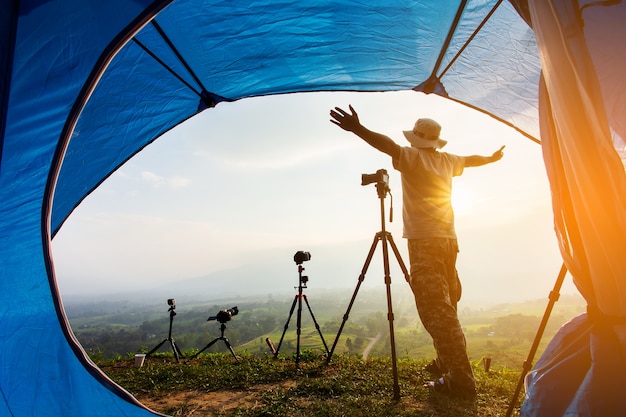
[167,298,176,307]
[208,306,239,323]
[361,169,389,186]
[294,251,311,265]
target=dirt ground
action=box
[136,381,297,416]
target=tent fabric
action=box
[0,0,623,416]
[521,313,626,416]
[2,2,541,415]
[2,1,170,416]
[519,1,626,416]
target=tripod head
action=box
[167,298,177,316]
[294,251,311,290]
[297,266,309,289]
[362,169,390,199]
[362,168,394,228]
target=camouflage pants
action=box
[407,238,476,394]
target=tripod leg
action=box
[274,295,298,357]
[303,294,330,355]
[296,291,303,366]
[505,263,568,417]
[222,337,240,362]
[169,339,182,362]
[381,232,401,400]
[146,339,167,356]
[173,340,183,358]
[327,233,381,363]
[386,232,411,282]
[190,338,220,359]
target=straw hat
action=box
[402,118,447,149]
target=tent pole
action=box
[505,263,568,417]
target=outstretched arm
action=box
[330,105,400,159]
[464,146,506,167]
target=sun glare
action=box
[452,182,472,214]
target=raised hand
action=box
[330,105,360,132]
[491,145,505,161]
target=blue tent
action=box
[1,1,624,415]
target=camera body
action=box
[294,250,311,265]
[167,298,176,307]
[361,169,389,187]
[209,306,239,323]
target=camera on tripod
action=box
[192,306,240,360]
[361,169,389,187]
[208,306,239,323]
[272,249,329,364]
[145,298,182,361]
[294,250,311,265]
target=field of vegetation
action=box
[67,289,586,416]
[100,352,520,416]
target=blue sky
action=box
[51,90,576,304]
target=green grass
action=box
[99,352,524,416]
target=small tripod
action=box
[146,299,183,362]
[327,169,410,401]
[190,321,239,361]
[272,254,330,367]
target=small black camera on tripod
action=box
[145,298,183,362]
[208,306,239,324]
[190,306,240,361]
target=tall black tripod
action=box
[146,300,183,362]
[327,170,410,401]
[272,255,330,367]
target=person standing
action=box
[330,104,504,400]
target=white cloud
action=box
[140,170,163,185]
[140,170,191,188]
[196,142,357,172]
[168,176,192,188]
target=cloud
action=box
[196,142,356,173]
[168,176,192,188]
[140,171,191,188]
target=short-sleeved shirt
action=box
[392,146,465,239]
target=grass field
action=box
[73,291,585,415]
[100,352,524,416]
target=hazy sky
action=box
[51,90,577,304]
